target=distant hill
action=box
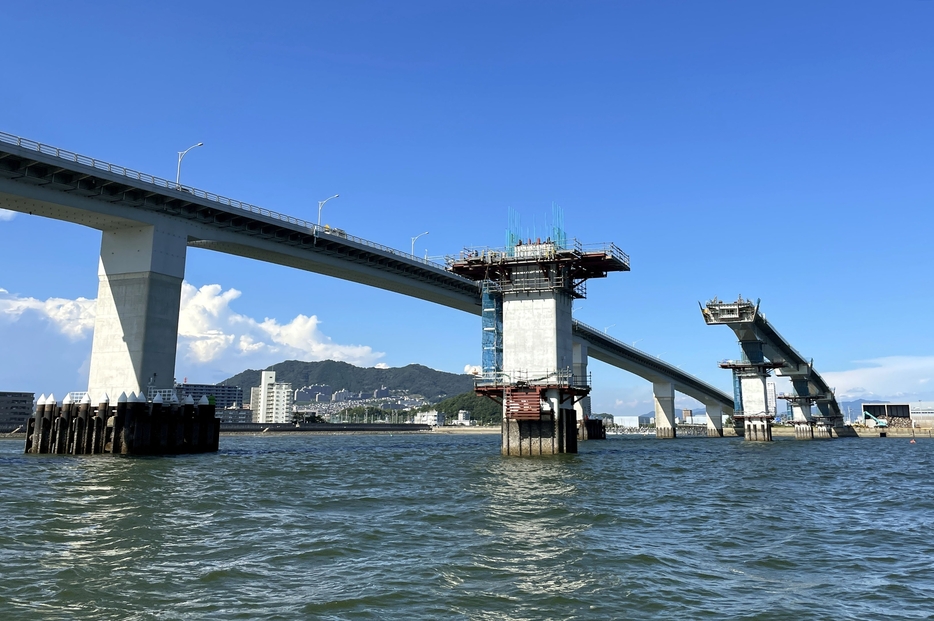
[222,360,475,401]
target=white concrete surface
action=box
[87,224,187,399]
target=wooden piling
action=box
[25,389,218,456]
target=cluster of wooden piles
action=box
[24,392,220,455]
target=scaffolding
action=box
[481,281,503,376]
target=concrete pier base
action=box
[578,417,605,441]
[501,408,577,456]
[653,382,676,439]
[25,394,218,455]
[744,415,772,442]
[794,422,815,440]
[814,421,833,439]
[790,399,816,440]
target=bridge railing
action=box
[474,369,591,389]
[574,240,631,268]
[0,130,457,274]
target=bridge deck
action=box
[1,130,731,410]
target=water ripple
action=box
[2,434,934,619]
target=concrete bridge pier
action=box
[739,372,772,441]
[814,402,836,439]
[792,401,815,440]
[653,382,676,439]
[87,224,188,400]
[705,403,725,437]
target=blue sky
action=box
[1,1,933,414]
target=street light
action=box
[411,231,429,256]
[316,194,340,233]
[176,142,203,189]
[603,324,615,334]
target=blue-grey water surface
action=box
[2,433,933,620]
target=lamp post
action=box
[175,142,203,189]
[603,324,615,334]
[411,231,429,256]
[316,194,340,233]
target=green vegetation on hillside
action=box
[223,360,474,401]
[420,391,502,425]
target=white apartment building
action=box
[414,410,444,426]
[250,371,293,424]
[767,382,777,416]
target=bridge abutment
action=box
[653,382,676,439]
[87,225,187,399]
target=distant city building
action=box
[250,371,293,424]
[0,391,34,432]
[332,388,351,403]
[175,382,243,409]
[414,410,444,426]
[373,386,390,399]
[766,382,777,415]
[294,384,332,402]
[453,409,475,426]
[217,407,254,424]
[613,414,653,428]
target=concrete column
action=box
[705,404,724,437]
[88,224,188,399]
[502,289,573,381]
[653,381,676,439]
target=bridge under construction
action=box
[702,296,845,441]
[1,130,821,455]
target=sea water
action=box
[1,433,932,620]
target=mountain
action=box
[221,360,475,401]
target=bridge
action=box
[702,296,844,440]
[1,130,732,454]
[573,321,732,438]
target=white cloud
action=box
[0,288,95,339]
[0,209,16,221]
[0,282,385,372]
[824,356,934,400]
[374,363,389,369]
[463,364,481,375]
[176,282,384,367]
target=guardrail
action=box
[0,130,457,274]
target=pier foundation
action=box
[25,393,219,455]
